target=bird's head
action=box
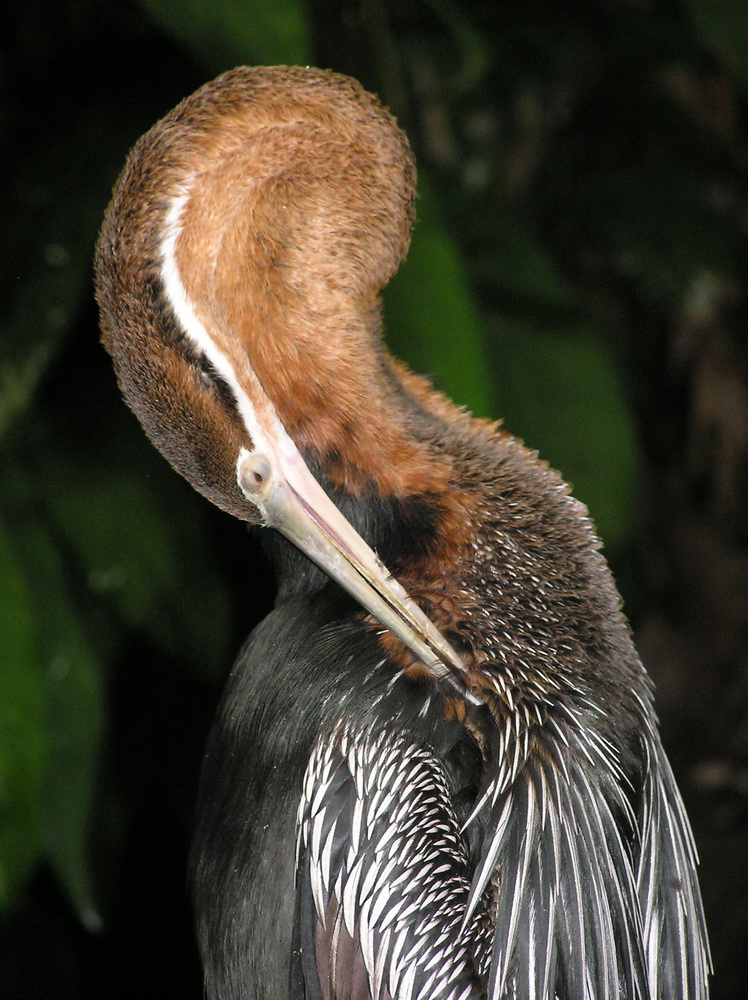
[95,65,474,698]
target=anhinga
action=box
[95,66,710,1000]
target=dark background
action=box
[2,0,747,996]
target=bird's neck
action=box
[166,164,438,500]
[282,346,481,589]
[248,309,453,499]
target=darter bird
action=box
[94,65,710,1000]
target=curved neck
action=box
[175,240,446,496]
[166,112,448,499]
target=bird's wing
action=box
[636,724,711,1000]
[462,704,651,1000]
[294,724,484,1000]
[294,707,709,1000]
[461,699,710,1000]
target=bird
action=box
[94,65,710,1000]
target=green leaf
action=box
[138,0,310,71]
[474,206,574,313]
[384,182,493,417]
[0,100,153,444]
[487,314,639,551]
[0,180,99,443]
[18,520,104,929]
[35,417,233,679]
[423,0,489,93]
[0,513,46,909]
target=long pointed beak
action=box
[237,444,477,702]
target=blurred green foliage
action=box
[1,0,747,995]
[140,0,310,71]
[0,514,46,908]
[385,180,493,416]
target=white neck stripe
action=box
[159,183,299,467]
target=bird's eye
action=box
[237,450,273,499]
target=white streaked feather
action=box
[309,765,337,818]
[415,965,440,1000]
[398,961,418,1000]
[372,926,392,1000]
[377,891,409,932]
[369,872,397,929]
[373,816,399,854]
[637,737,710,999]
[388,923,413,995]
[527,891,538,1000]
[349,794,364,861]
[462,790,514,931]
[358,849,380,906]
[310,809,324,867]
[575,769,642,977]
[309,845,327,923]
[329,905,346,992]
[341,854,365,936]
[358,891,377,978]
[557,778,588,981]
[489,785,536,1000]
[319,815,338,893]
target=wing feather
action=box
[471,706,651,1000]
[295,724,483,999]
[296,699,708,1000]
[637,731,711,1000]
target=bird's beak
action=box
[237,443,476,701]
